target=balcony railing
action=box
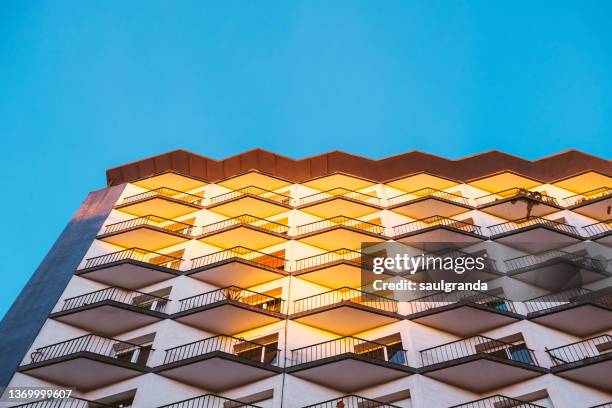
[60,287,169,313]
[163,334,280,366]
[158,394,262,408]
[200,214,289,235]
[103,215,195,235]
[420,335,539,367]
[546,334,612,367]
[302,395,401,408]
[564,187,612,206]
[292,248,377,272]
[290,336,408,367]
[11,398,111,408]
[393,216,482,236]
[488,217,579,237]
[584,219,612,237]
[525,287,612,314]
[589,403,612,408]
[28,334,149,365]
[449,395,545,408]
[474,188,559,207]
[296,216,385,235]
[179,286,284,314]
[388,188,470,207]
[406,290,516,315]
[298,188,381,206]
[293,287,398,314]
[190,246,286,270]
[504,250,605,273]
[209,185,291,206]
[82,247,183,270]
[121,187,203,206]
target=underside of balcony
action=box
[187,258,287,287]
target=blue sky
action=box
[0,1,610,318]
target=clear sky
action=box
[0,1,610,318]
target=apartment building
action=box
[0,149,611,408]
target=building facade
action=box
[0,149,611,408]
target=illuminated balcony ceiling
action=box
[475,189,562,220]
[553,170,612,193]
[388,189,471,219]
[468,171,542,192]
[296,221,386,250]
[298,190,382,218]
[386,172,459,192]
[218,171,291,191]
[208,194,291,218]
[133,171,207,191]
[302,173,375,191]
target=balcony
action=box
[525,288,612,336]
[50,287,168,336]
[420,336,545,392]
[155,335,281,391]
[297,188,382,218]
[158,394,262,408]
[488,217,582,252]
[197,215,289,250]
[18,334,149,391]
[406,291,522,336]
[217,170,291,191]
[207,186,292,218]
[287,336,413,392]
[564,187,612,221]
[584,220,612,246]
[115,187,204,218]
[76,248,182,289]
[474,188,561,220]
[504,250,608,292]
[547,335,612,392]
[302,395,401,408]
[291,248,392,288]
[174,286,285,334]
[133,171,207,192]
[449,395,545,408]
[295,216,386,250]
[388,188,472,219]
[393,216,485,248]
[187,246,287,287]
[11,398,111,408]
[97,215,194,251]
[291,288,402,335]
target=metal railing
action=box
[296,216,385,235]
[10,398,111,408]
[121,187,203,206]
[589,403,612,408]
[290,336,409,367]
[488,216,579,237]
[60,287,169,313]
[302,395,401,408]
[449,395,545,408]
[158,394,262,408]
[293,287,398,314]
[393,216,482,236]
[82,247,183,270]
[298,188,381,207]
[28,334,149,365]
[200,214,289,235]
[190,246,286,270]
[584,219,612,237]
[292,248,377,272]
[406,290,516,315]
[209,185,291,206]
[388,188,469,207]
[546,334,612,367]
[504,250,605,273]
[524,287,612,314]
[474,188,558,207]
[420,335,539,367]
[163,335,280,366]
[564,187,612,206]
[103,215,195,235]
[179,286,284,314]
